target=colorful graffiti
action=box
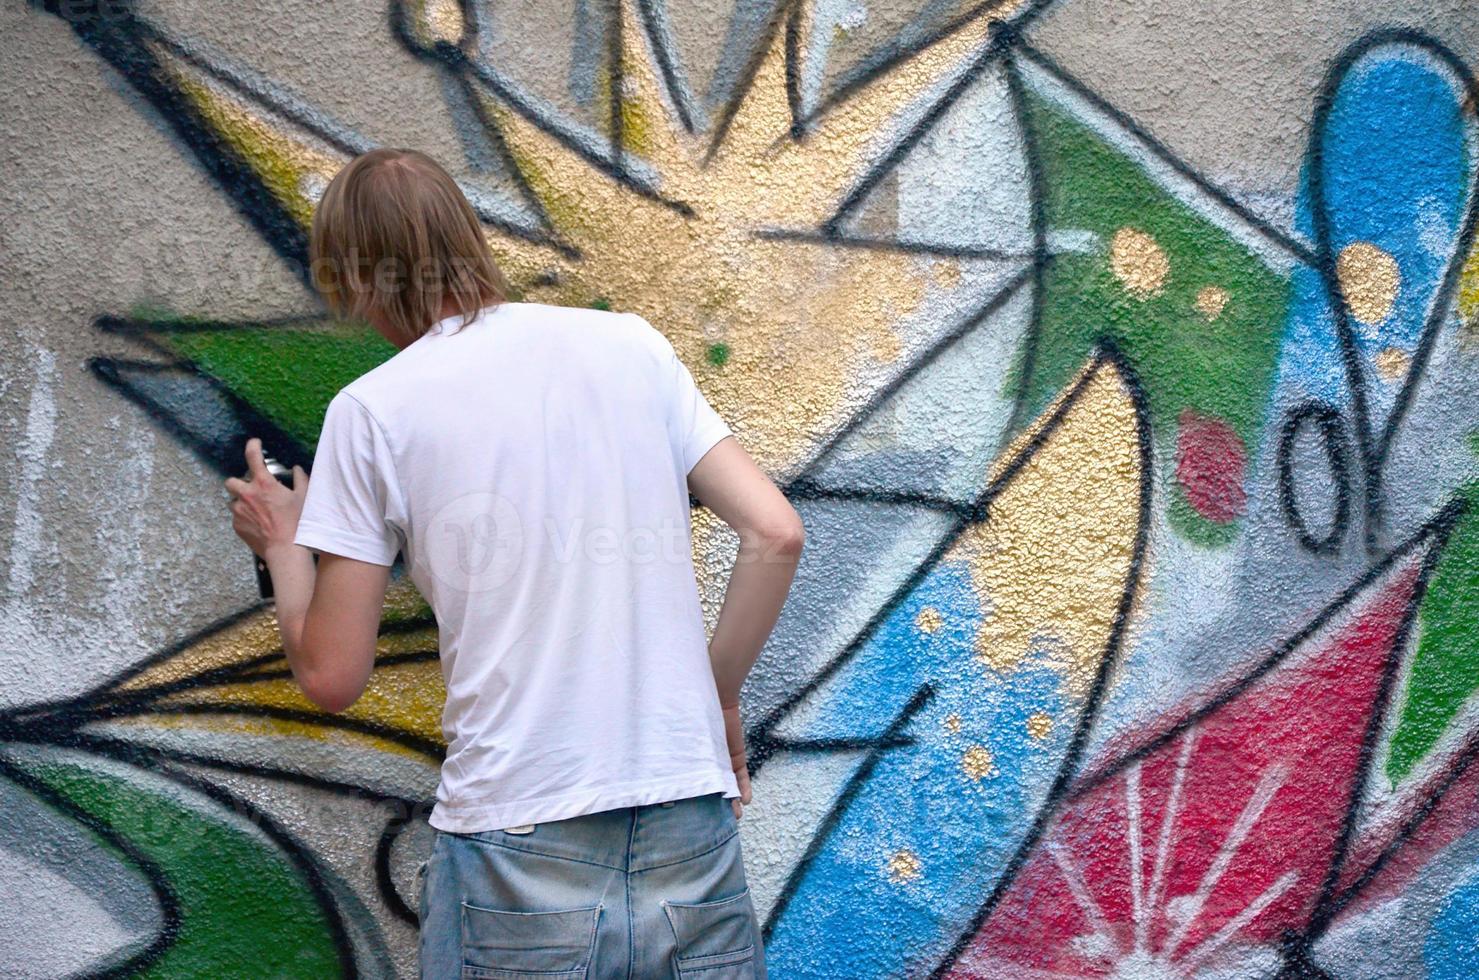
[4,0,1479,976]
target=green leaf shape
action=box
[1011,88,1291,546]
[12,755,344,978]
[1387,482,1479,782]
[152,318,397,451]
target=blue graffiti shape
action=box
[761,558,1080,979]
[1271,36,1477,552]
[1281,43,1471,410]
[1426,862,1479,979]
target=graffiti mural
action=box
[4,0,1479,976]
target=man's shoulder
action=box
[526,302,672,363]
[335,352,410,417]
[332,305,507,407]
[335,303,667,407]
[526,301,660,337]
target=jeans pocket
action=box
[661,886,758,978]
[459,901,602,979]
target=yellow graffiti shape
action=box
[141,655,446,758]
[157,40,347,230]
[159,0,1028,475]
[1109,227,1169,299]
[1460,240,1479,339]
[104,582,446,762]
[1336,241,1400,326]
[952,354,1143,696]
[478,0,1022,474]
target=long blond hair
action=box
[309,148,509,344]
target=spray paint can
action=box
[254,454,295,600]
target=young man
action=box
[224,148,803,978]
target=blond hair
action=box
[309,148,509,344]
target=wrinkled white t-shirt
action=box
[293,301,740,832]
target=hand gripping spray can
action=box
[254,454,296,600]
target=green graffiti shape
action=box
[12,757,344,978]
[1012,88,1291,546]
[1388,482,1479,782]
[157,319,398,451]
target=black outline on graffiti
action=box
[785,264,1035,505]
[823,19,1018,240]
[0,628,443,947]
[998,43,1052,446]
[89,355,312,478]
[1302,501,1457,945]
[1276,401,1355,556]
[74,729,433,925]
[1016,498,1465,972]
[1065,502,1460,796]
[1322,689,1479,934]
[747,340,1155,980]
[634,0,701,135]
[1010,40,1319,268]
[0,753,182,977]
[26,1,1479,974]
[1305,30,1479,555]
[34,3,309,275]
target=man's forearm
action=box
[708,529,803,707]
[263,543,317,666]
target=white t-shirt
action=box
[293,301,740,833]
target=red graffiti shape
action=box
[1175,410,1248,524]
[948,557,1423,978]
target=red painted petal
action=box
[950,552,1425,977]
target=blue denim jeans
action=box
[416,791,766,979]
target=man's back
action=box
[295,301,740,832]
[234,149,797,978]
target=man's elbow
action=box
[296,663,364,714]
[757,513,806,560]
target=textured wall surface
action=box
[3,0,1479,976]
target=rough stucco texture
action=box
[4,0,1479,977]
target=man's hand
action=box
[722,702,753,820]
[224,437,308,559]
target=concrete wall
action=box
[3,0,1479,976]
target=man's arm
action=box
[227,438,390,713]
[264,546,389,712]
[687,436,805,705]
[687,436,805,813]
